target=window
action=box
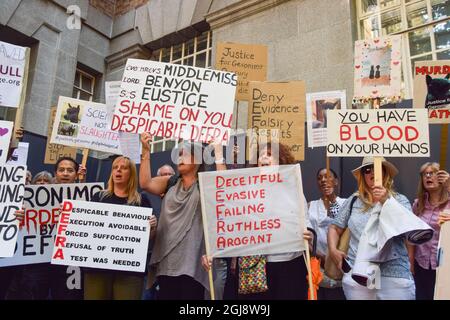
[72,68,95,101]
[150,31,212,153]
[356,0,450,98]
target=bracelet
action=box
[215,157,225,164]
[141,155,150,160]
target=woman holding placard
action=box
[202,142,313,300]
[139,133,225,300]
[84,156,156,300]
[408,162,450,300]
[328,157,417,300]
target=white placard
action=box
[326,108,430,157]
[51,200,152,272]
[6,142,28,165]
[50,96,121,154]
[105,81,141,163]
[0,183,104,266]
[199,165,306,258]
[306,90,347,148]
[0,164,27,257]
[112,59,237,144]
[0,120,13,164]
[0,41,27,108]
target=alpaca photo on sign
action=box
[312,99,341,129]
[57,122,78,137]
[425,74,450,108]
[61,103,82,124]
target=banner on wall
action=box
[50,96,121,154]
[353,35,402,100]
[326,108,430,157]
[0,183,104,266]
[0,41,27,108]
[199,165,306,258]
[51,200,152,273]
[413,60,450,124]
[215,42,268,101]
[306,90,347,148]
[247,81,305,161]
[111,59,237,144]
[0,165,27,257]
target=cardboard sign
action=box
[0,183,104,267]
[6,142,28,165]
[0,165,27,257]
[0,41,27,108]
[354,35,402,100]
[51,200,152,272]
[413,60,450,124]
[50,96,121,154]
[111,59,237,144]
[247,81,305,160]
[435,216,450,300]
[105,81,141,163]
[326,108,430,157]
[199,165,306,258]
[0,120,13,164]
[44,107,77,164]
[306,90,347,148]
[215,42,268,101]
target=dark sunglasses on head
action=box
[361,165,374,175]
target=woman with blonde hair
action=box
[408,162,450,300]
[84,156,156,300]
[328,157,416,300]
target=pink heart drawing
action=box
[393,61,400,65]
[0,127,9,137]
[372,90,378,95]
[355,65,361,69]
[374,39,380,44]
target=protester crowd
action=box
[0,131,449,301]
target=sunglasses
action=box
[361,165,374,175]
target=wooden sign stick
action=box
[79,148,89,181]
[12,47,31,147]
[440,124,448,170]
[324,155,331,209]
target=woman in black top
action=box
[85,156,156,300]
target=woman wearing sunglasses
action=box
[408,162,450,300]
[328,157,416,300]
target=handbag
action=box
[238,255,268,295]
[324,196,357,280]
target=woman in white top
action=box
[308,167,346,300]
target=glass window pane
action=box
[411,54,432,75]
[361,0,378,14]
[380,0,400,9]
[81,75,93,92]
[432,0,450,20]
[434,20,450,50]
[437,49,450,59]
[208,50,212,68]
[184,39,194,56]
[406,1,429,28]
[381,9,402,35]
[166,140,176,150]
[72,88,78,99]
[197,33,208,52]
[436,50,450,60]
[161,48,170,62]
[79,91,91,101]
[360,16,380,39]
[172,44,182,61]
[408,27,432,56]
[184,56,194,66]
[153,142,163,153]
[74,71,80,87]
[195,52,206,68]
